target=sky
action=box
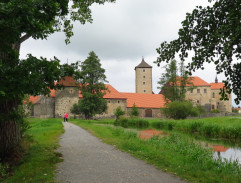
[20,0,239,107]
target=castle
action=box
[28,58,232,118]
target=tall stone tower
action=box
[135,58,152,94]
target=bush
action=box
[114,106,125,121]
[129,103,139,117]
[211,109,220,113]
[162,101,194,119]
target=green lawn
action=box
[3,118,63,183]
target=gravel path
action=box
[55,122,186,183]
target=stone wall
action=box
[135,67,152,94]
[126,108,162,118]
[55,87,79,118]
[32,96,55,118]
[211,89,232,112]
[185,86,212,111]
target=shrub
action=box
[129,103,139,117]
[114,106,125,121]
[190,107,200,117]
[162,101,194,119]
[211,109,220,113]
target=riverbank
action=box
[72,119,241,183]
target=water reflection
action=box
[213,146,241,164]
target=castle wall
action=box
[211,90,232,112]
[126,108,163,118]
[32,96,55,118]
[55,87,79,118]
[185,86,212,111]
[135,68,152,94]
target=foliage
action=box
[129,103,139,117]
[211,109,220,113]
[0,0,114,162]
[196,104,206,116]
[77,51,108,119]
[158,59,194,102]
[151,117,241,139]
[162,101,196,119]
[114,106,125,121]
[156,0,241,104]
[114,117,149,128]
[232,108,238,113]
[0,163,9,181]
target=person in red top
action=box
[64,112,69,122]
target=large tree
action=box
[0,0,115,162]
[158,59,192,102]
[77,51,108,119]
[156,0,241,104]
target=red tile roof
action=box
[180,76,210,86]
[58,76,78,86]
[210,82,225,90]
[28,96,40,104]
[121,93,167,108]
[79,84,126,99]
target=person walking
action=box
[65,112,69,122]
[64,112,66,122]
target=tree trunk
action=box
[0,100,21,161]
[0,43,21,161]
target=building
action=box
[28,58,232,118]
[161,76,232,112]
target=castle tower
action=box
[135,58,152,94]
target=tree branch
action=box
[20,34,31,44]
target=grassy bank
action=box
[3,118,63,183]
[73,120,241,183]
[151,117,241,140]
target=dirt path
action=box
[55,122,186,183]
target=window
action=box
[143,76,146,78]
[190,89,193,93]
[212,105,215,109]
[144,90,146,93]
[108,100,110,103]
[204,89,207,93]
[117,100,120,104]
[143,82,145,85]
[197,89,200,93]
[143,69,145,72]
[213,92,215,98]
[197,100,200,104]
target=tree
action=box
[78,51,108,119]
[129,103,139,117]
[114,106,125,121]
[0,0,115,162]
[156,0,241,104]
[158,59,193,102]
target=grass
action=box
[72,119,241,183]
[151,116,241,140]
[3,118,63,183]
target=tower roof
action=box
[135,58,152,70]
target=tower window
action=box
[143,82,145,85]
[213,92,215,98]
[143,69,145,72]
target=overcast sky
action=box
[20,0,239,107]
